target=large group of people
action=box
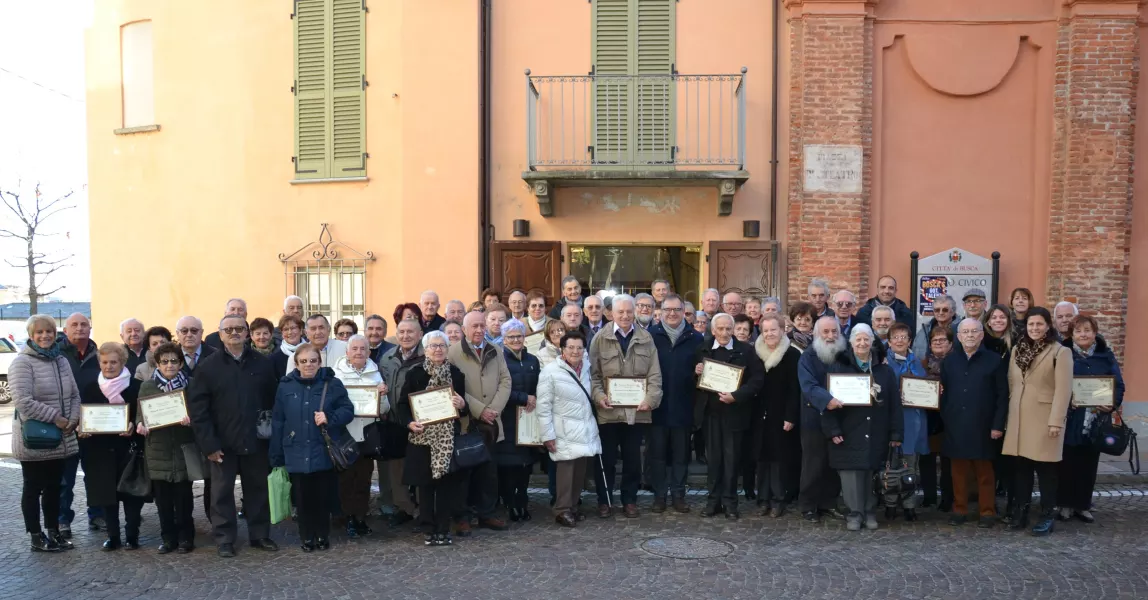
[9,274,1127,556]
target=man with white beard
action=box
[796,316,847,522]
[635,293,657,330]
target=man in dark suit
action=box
[203,298,247,350]
[365,314,396,363]
[176,316,216,377]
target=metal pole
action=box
[909,251,920,330]
[991,251,1001,305]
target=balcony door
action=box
[592,0,675,166]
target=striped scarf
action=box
[153,368,189,393]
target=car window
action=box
[0,338,15,353]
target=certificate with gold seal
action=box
[346,385,382,417]
[697,358,745,394]
[409,386,459,425]
[607,377,646,407]
[1072,376,1115,408]
[80,404,131,434]
[138,390,189,430]
[828,374,873,407]
[900,376,940,411]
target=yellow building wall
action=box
[85,0,480,342]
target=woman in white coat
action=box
[536,330,601,528]
[332,334,389,538]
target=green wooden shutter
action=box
[635,0,674,165]
[592,0,633,164]
[294,0,329,179]
[331,0,366,175]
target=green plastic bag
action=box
[268,467,292,525]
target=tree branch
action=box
[36,285,65,297]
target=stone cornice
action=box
[1063,0,1143,18]
[785,0,878,18]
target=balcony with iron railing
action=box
[522,68,750,216]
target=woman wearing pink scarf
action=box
[77,342,145,551]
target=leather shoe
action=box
[479,517,509,531]
[1031,517,1055,537]
[673,497,691,513]
[177,541,195,554]
[903,508,917,522]
[949,515,967,526]
[701,504,723,518]
[725,510,740,520]
[157,542,175,555]
[555,512,577,528]
[454,520,472,537]
[770,505,786,519]
[102,539,121,551]
[217,543,236,558]
[977,516,996,529]
[300,540,315,553]
[316,537,330,550]
[623,504,639,519]
[250,538,279,551]
[574,511,586,522]
[651,498,667,513]
[802,510,820,523]
[598,504,612,519]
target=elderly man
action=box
[856,275,914,332]
[762,296,782,316]
[176,316,215,377]
[832,290,858,336]
[559,303,583,336]
[203,298,247,349]
[286,315,347,374]
[548,275,584,320]
[940,318,1007,528]
[187,315,280,558]
[58,313,103,535]
[796,316,847,522]
[120,318,146,373]
[484,303,509,346]
[443,299,467,324]
[507,290,528,321]
[583,294,607,339]
[648,294,703,514]
[683,302,697,325]
[589,294,663,519]
[1054,301,1078,340]
[962,288,988,322]
[808,279,835,319]
[701,288,721,318]
[722,291,745,317]
[695,313,764,519]
[870,305,896,344]
[420,290,445,333]
[449,311,512,532]
[635,293,657,330]
[651,279,671,306]
[377,319,424,525]
[365,314,396,363]
[913,294,959,358]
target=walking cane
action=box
[598,454,612,508]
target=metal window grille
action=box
[279,223,375,327]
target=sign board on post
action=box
[914,248,994,319]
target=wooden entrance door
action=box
[489,241,562,306]
[708,241,778,297]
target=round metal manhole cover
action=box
[640,536,734,559]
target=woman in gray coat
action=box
[11,314,82,552]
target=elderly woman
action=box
[535,320,566,368]
[787,302,817,351]
[135,325,173,381]
[444,321,465,347]
[753,314,802,518]
[333,318,358,342]
[733,314,755,344]
[494,319,541,521]
[135,341,196,554]
[1009,287,1034,340]
[536,331,601,527]
[397,331,468,546]
[822,324,903,531]
[269,343,355,552]
[982,303,1015,358]
[883,322,928,521]
[333,334,390,538]
[79,342,145,550]
[1057,315,1124,524]
[250,318,276,356]
[11,314,82,552]
[692,311,709,335]
[274,315,305,376]
[480,288,502,310]
[525,291,552,334]
[1003,306,1073,536]
[919,326,954,511]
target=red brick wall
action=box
[1047,7,1138,359]
[786,4,875,304]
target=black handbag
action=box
[361,419,407,460]
[875,446,917,505]
[316,382,360,471]
[1092,411,1140,473]
[117,442,152,497]
[450,430,491,472]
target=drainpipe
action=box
[479,0,492,291]
[769,0,780,242]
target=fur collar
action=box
[755,334,791,372]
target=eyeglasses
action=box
[177,328,202,335]
[958,330,980,335]
[662,307,683,313]
[426,343,448,350]
[964,298,985,305]
[930,339,951,345]
[158,358,182,365]
[637,304,655,310]
[222,326,248,335]
[934,308,952,314]
[837,302,856,308]
[890,335,910,342]
[297,358,320,365]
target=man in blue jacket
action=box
[648,294,704,514]
[797,316,847,522]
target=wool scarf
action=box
[98,367,131,404]
[31,341,62,360]
[664,320,687,345]
[1014,337,1048,375]
[152,368,189,393]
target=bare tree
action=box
[0,183,75,313]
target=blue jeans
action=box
[59,453,102,525]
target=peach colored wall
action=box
[489,0,777,292]
[870,1,1057,306]
[85,0,479,343]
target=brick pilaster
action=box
[1048,0,1140,358]
[785,0,876,304]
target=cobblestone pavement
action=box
[3,464,1148,600]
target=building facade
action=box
[85,0,1145,396]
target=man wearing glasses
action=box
[913,294,959,359]
[187,315,281,558]
[832,290,858,337]
[635,293,658,330]
[175,316,214,376]
[722,292,745,317]
[962,288,988,322]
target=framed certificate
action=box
[409,386,459,425]
[138,390,189,430]
[1072,376,1115,408]
[607,376,647,408]
[900,376,940,411]
[516,406,544,447]
[524,330,545,357]
[697,358,745,394]
[828,374,872,407]
[346,385,381,417]
[80,404,131,434]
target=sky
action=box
[0,0,93,301]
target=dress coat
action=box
[396,364,468,487]
[80,377,143,507]
[938,345,1008,461]
[495,346,541,467]
[1002,342,1073,462]
[753,335,802,462]
[1062,337,1125,448]
[820,347,904,471]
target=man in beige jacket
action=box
[589,294,663,519]
[448,311,512,532]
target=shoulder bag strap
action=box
[318,381,329,410]
[564,368,593,404]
